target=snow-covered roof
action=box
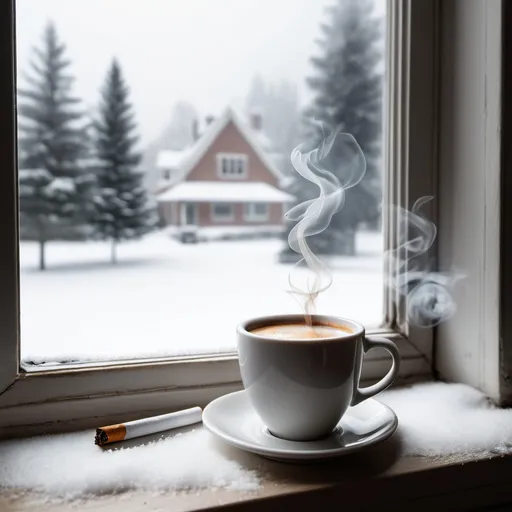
[157,181,294,203]
[156,149,191,169]
[155,106,283,181]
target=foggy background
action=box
[16,0,343,145]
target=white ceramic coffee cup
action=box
[237,314,400,441]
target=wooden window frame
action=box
[435,0,505,404]
[0,0,442,438]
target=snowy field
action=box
[19,231,384,365]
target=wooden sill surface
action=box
[1,434,512,512]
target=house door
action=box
[180,203,197,225]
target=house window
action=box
[211,203,234,221]
[245,202,269,222]
[1,0,472,436]
[217,153,248,179]
[162,169,171,180]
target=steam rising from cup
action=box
[286,122,366,325]
[385,196,463,327]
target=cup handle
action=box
[351,336,401,407]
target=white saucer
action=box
[203,390,398,462]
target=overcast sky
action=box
[16,0,385,146]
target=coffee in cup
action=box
[250,322,352,340]
[237,314,400,441]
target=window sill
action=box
[0,332,431,439]
[2,445,512,511]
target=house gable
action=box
[185,119,279,186]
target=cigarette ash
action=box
[1,384,512,501]
[94,428,109,447]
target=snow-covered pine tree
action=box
[92,59,157,264]
[18,22,93,270]
[282,0,384,258]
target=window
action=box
[3,0,488,437]
[217,154,248,179]
[12,0,387,364]
[163,169,171,181]
[211,203,234,222]
[245,202,269,222]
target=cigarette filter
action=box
[95,406,202,446]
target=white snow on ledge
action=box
[1,383,511,500]
[0,429,260,500]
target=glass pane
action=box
[222,158,230,176]
[16,0,386,365]
[254,204,267,215]
[213,204,232,217]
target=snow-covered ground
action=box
[19,231,384,364]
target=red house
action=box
[156,107,294,241]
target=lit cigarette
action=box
[94,407,203,446]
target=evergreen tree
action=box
[18,22,93,270]
[92,59,157,264]
[283,0,383,257]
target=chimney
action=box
[192,119,199,141]
[250,111,262,131]
[205,115,215,126]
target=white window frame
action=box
[435,0,504,403]
[216,153,248,179]
[244,202,269,222]
[2,0,503,437]
[211,202,234,222]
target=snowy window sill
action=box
[2,452,512,511]
[2,383,512,511]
